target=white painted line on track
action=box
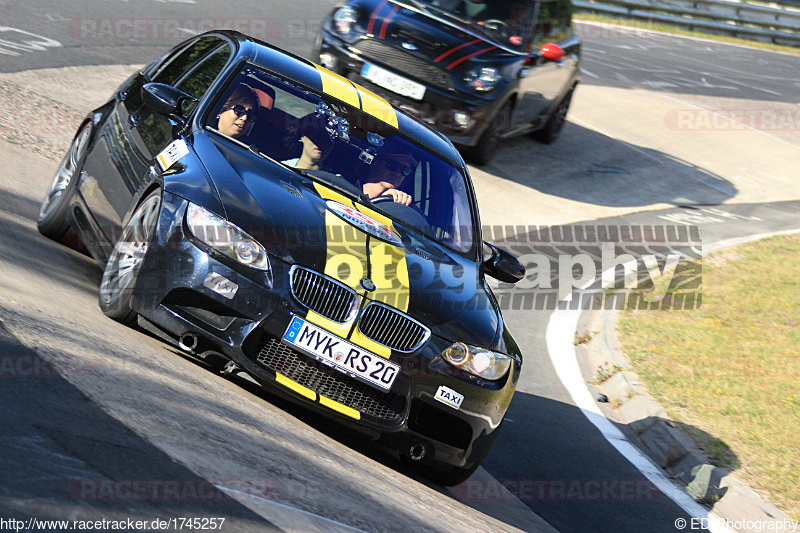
[216,484,366,533]
[544,227,800,532]
[546,299,735,533]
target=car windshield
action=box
[410,0,537,50]
[206,65,477,255]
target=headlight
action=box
[441,342,512,380]
[333,6,359,35]
[465,66,501,92]
[186,203,271,271]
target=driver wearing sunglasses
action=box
[360,141,417,206]
[215,83,260,139]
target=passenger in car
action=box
[358,141,416,205]
[281,117,335,171]
[214,83,260,139]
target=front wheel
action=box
[532,88,574,144]
[98,190,162,324]
[37,124,92,240]
[467,103,511,166]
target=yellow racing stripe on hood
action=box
[355,203,410,312]
[310,184,410,360]
[350,203,409,360]
[315,65,360,109]
[307,183,368,338]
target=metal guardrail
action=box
[573,0,800,46]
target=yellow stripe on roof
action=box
[356,87,399,128]
[315,65,360,109]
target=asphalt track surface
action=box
[1,2,799,532]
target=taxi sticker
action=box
[203,272,238,300]
[156,139,189,171]
[434,385,464,410]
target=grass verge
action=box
[574,14,800,56]
[618,233,800,520]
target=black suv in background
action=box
[315,0,581,164]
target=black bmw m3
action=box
[37,30,526,486]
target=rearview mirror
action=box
[142,82,196,118]
[483,243,526,283]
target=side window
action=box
[136,41,231,155]
[153,36,225,86]
[533,0,573,45]
[174,44,233,113]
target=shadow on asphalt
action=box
[481,390,737,533]
[0,320,278,531]
[475,121,737,209]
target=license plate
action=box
[361,62,426,100]
[282,316,399,391]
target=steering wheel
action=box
[371,194,428,219]
[371,194,395,204]
[481,19,509,37]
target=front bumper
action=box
[129,191,518,468]
[316,30,502,147]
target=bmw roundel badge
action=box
[360,278,377,292]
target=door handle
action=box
[129,114,139,127]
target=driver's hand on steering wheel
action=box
[382,188,412,206]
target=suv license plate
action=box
[282,316,399,391]
[361,62,426,100]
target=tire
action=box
[37,124,92,241]
[98,190,162,324]
[532,87,574,144]
[468,103,511,166]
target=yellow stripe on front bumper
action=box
[275,373,317,401]
[315,65,360,109]
[319,395,361,420]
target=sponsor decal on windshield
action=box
[326,200,402,246]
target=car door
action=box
[78,67,151,243]
[510,0,576,128]
[80,37,231,242]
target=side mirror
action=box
[483,242,526,284]
[141,82,196,119]
[540,43,565,63]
